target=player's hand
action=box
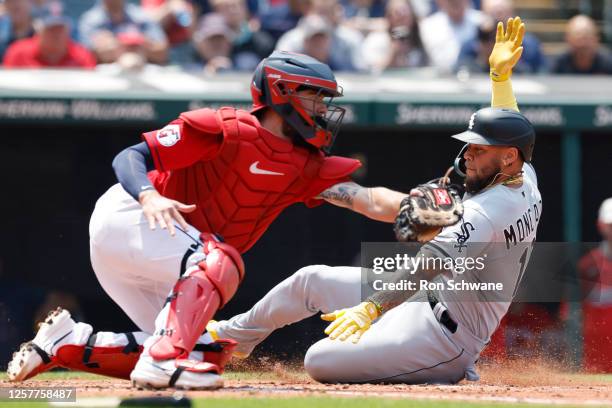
[139,190,196,236]
[321,302,379,344]
[489,16,525,82]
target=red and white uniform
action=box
[90,107,360,333]
[144,107,359,253]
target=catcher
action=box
[208,17,542,383]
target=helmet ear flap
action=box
[454,144,468,177]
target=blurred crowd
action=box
[0,0,611,74]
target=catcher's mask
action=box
[451,107,536,177]
[251,51,345,154]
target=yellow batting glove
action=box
[321,302,379,344]
[489,16,525,82]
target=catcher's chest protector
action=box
[158,108,325,253]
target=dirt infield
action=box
[2,360,611,406]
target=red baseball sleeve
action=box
[142,118,221,172]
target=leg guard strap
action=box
[83,334,98,368]
[30,343,52,364]
[169,367,185,387]
[122,332,140,354]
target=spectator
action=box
[79,0,169,64]
[3,13,96,68]
[210,0,274,61]
[299,14,335,67]
[362,0,427,72]
[552,14,612,75]
[341,0,386,18]
[454,17,495,74]
[115,30,149,70]
[192,12,243,73]
[141,0,195,45]
[419,0,483,73]
[259,0,311,41]
[191,0,258,16]
[276,0,364,71]
[578,198,612,372]
[96,29,166,72]
[341,0,387,34]
[31,1,81,41]
[30,0,59,19]
[480,0,546,73]
[0,0,35,59]
[279,14,352,71]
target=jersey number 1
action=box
[512,245,532,299]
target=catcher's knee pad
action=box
[55,332,144,380]
[198,233,245,305]
[150,234,245,360]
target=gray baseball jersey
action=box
[422,163,542,341]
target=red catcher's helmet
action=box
[251,51,345,154]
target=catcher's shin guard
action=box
[56,335,238,380]
[54,332,145,380]
[150,233,245,361]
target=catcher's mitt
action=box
[394,183,464,243]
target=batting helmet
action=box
[452,107,536,176]
[251,51,345,154]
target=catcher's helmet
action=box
[452,108,536,176]
[251,51,345,154]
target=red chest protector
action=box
[151,107,359,253]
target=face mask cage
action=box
[272,78,346,153]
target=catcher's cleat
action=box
[206,320,250,359]
[7,308,75,382]
[130,355,223,390]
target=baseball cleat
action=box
[7,307,75,382]
[130,355,223,390]
[206,320,250,359]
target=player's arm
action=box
[489,17,525,112]
[112,141,195,236]
[317,182,408,223]
[112,141,155,199]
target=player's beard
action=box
[464,162,503,194]
[282,119,318,152]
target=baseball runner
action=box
[206,17,542,384]
[7,51,416,390]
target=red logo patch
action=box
[156,124,181,147]
[433,189,451,205]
